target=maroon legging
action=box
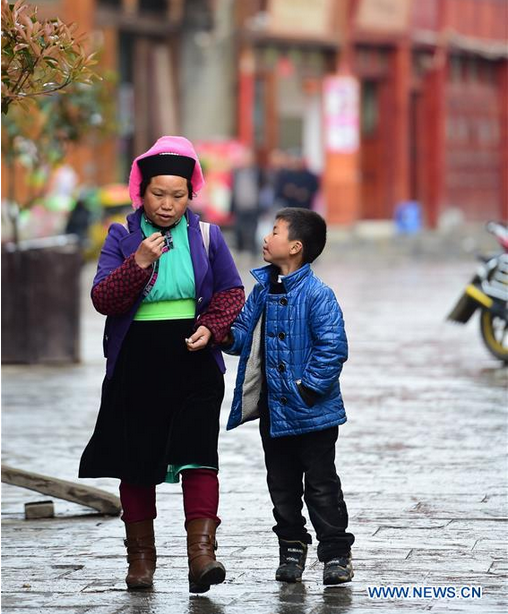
[119,468,220,526]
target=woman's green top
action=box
[134,215,196,321]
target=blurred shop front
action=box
[236,0,340,174]
[3,0,506,232]
[236,0,508,227]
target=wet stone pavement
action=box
[2,249,507,614]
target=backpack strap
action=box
[199,221,211,258]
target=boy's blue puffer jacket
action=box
[224,263,348,437]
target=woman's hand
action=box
[134,232,167,269]
[186,326,212,352]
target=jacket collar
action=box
[119,208,143,256]
[251,263,312,292]
[126,207,143,232]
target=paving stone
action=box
[2,257,507,613]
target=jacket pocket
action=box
[295,380,319,407]
[290,379,312,410]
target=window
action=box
[468,57,479,83]
[450,55,463,83]
[99,0,122,7]
[139,0,166,13]
[361,80,378,137]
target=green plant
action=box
[2,73,118,243]
[2,0,118,245]
[1,0,97,114]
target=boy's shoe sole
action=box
[276,571,303,583]
[323,569,354,585]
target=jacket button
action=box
[279,297,288,306]
[198,297,203,303]
[280,396,287,404]
[278,332,285,340]
[278,363,285,373]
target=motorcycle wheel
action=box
[479,309,508,363]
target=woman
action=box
[79,136,245,593]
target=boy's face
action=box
[262,218,301,266]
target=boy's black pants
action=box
[259,401,355,562]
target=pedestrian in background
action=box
[222,208,355,585]
[79,136,245,593]
[230,148,263,256]
[275,153,319,210]
[65,197,91,251]
[259,149,287,213]
[256,149,286,247]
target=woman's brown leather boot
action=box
[186,518,226,593]
[124,519,156,589]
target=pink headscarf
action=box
[128,136,205,209]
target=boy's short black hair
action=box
[275,207,327,264]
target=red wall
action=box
[411,0,508,42]
[444,58,503,220]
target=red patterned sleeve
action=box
[92,254,152,316]
[197,287,245,344]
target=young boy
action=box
[223,208,355,585]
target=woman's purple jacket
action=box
[93,207,243,379]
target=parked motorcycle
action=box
[447,221,508,363]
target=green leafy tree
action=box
[1,0,96,113]
[1,0,116,244]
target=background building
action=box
[236,0,508,225]
[2,0,507,227]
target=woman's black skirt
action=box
[79,319,225,485]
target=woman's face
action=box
[143,175,189,227]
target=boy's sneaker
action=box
[275,540,308,583]
[323,554,354,585]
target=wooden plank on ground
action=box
[1,465,121,516]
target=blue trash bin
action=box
[394,201,422,235]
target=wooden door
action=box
[360,79,386,219]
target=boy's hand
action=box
[296,380,320,407]
[185,326,212,351]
